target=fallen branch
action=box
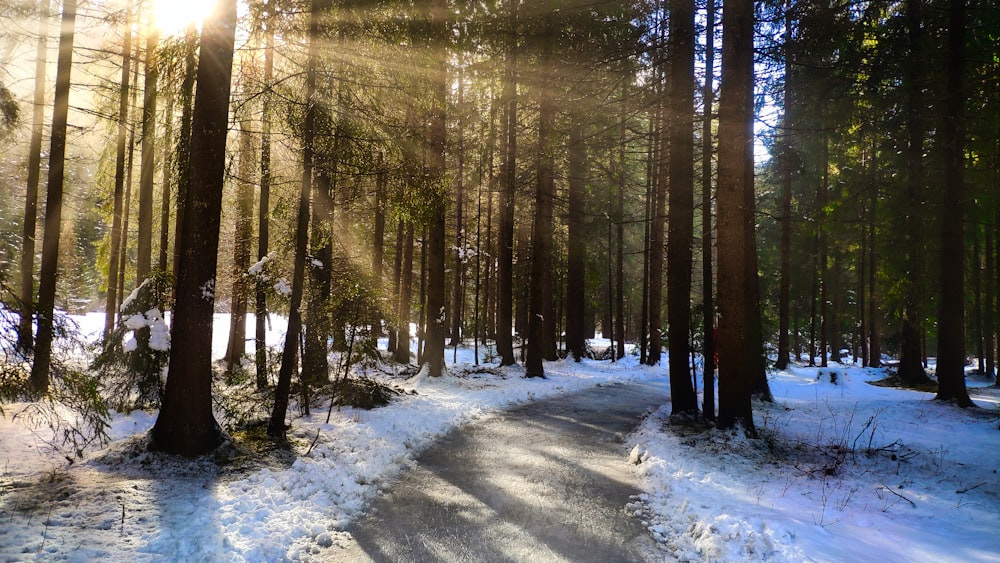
[878,484,916,508]
[956,482,986,494]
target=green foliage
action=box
[0,83,18,140]
[91,271,173,412]
[0,281,110,455]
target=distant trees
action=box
[5,0,994,455]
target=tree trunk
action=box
[151,0,237,454]
[701,0,716,419]
[565,114,587,362]
[496,1,519,367]
[422,0,448,377]
[395,223,415,364]
[935,0,973,407]
[30,0,77,395]
[667,0,698,414]
[225,117,256,374]
[158,85,174,273]
[899,0,931,386]
[646,77,667,366]
[19,0,50,351]
[715,0,756,432]
[450,75,465,348]
[775,2,793,371]
[985,223,995,378]
[525,14,556,378]
[388,219,404,354]
[255,20,274,391]
[104,1,132,339]
[268,0,325,438]
[136,30,159,285]
[171,27,197,282]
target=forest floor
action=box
[1,312,999,562]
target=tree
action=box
[935,0,973,407]
[269,0,327,438]
[495,0,519,367]
[135,28,160,284]
[421,0,449,377]
[715,0,756,431]
[151,0,238,455]
[701,0,717,417]
[565,114,586,362]
[18,0,50,352]
[30,0,77,395]
[898,0,931,386]
[525,12,556,379]
[666,0,698,415]
[255,15,275,390]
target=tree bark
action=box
[30,0,77,395]
[701,0,716,418]
[19,0,50,351]
[715,0,756,432]
[268,0,325,438]
[395,223,415,364]
[565,114,587,362]
[104,1,132,339]
[525,14,556,378]
[151,0,237,454]
[225,117,256,374]
[422,0,448,377]
[667,0,698,414]
[136,30,159,285]
[775,2,793,371]
[496,0,519,367]
[255,19,274,390]
[935,0,973,407]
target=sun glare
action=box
[153,0,218,36]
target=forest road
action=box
[331,378,669,562]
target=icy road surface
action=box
[334,379,670,562]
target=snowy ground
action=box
[1,313,999,562]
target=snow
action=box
[1,315,998,562]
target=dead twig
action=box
[878,484,916,508]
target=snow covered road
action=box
[333,380,669,562]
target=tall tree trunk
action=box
[388,219,404,354]
[136,29,159,285]
[715,0,756,432]
[225,116,256,374]
[450,75,465,347]
[268,0,325,438]
[151,0,237,454]
[615,97,626,361]
[525,14,556,378]
[775,1,793,371]
[818,133,829,368]
[973,228,984,373]
[158,85,174,272]
[255,19,274,390]
[985,224,995,378]
[30,0,77,395]
[667,0,698,414]
[565,114,586,362]
[422,0,448,377]
[496,0,519,367]
[935,0,973,407]
[172,26,197,281]
[701,0,716,418]
[395,223,415,364]
[373,153,386,335]
[104,1,132,339]
[646,126,666,366]
[19,0,50,351]
[868,184,881,368]
[899,0,931,385]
